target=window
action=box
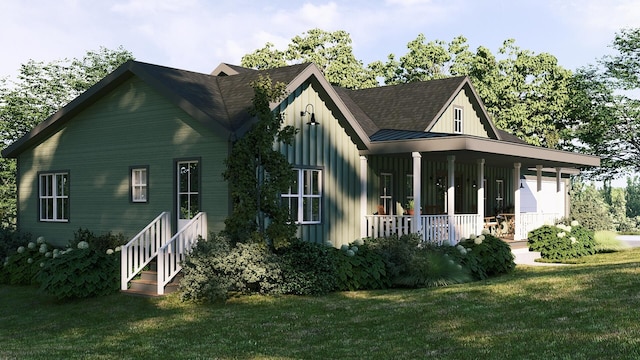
[405,173,414,204]
[39,172,69,222]
[283,168,322,224]
[131,167,148,203]
[177,160,200,220]
[454,107,463,134]
[496,179,504,212]
[380,173,393,215]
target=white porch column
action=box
[536,165,543,214]
[477,159,485,234]
[360,156,368,238]
[556,168,563,218]
[514,162,522,241]
[412,152,422,234]
[447,155,456,245]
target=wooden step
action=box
[122,271,182,297]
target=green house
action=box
[2,60,599,294]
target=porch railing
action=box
[156,212,207,295]
[121,212,171,291]
[365,213,558,245]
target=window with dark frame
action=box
[454,106,463,134]
[39,172,69,222]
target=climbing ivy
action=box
[222,75,298,249]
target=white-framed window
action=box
[131,167,148,203]
[39,172,69,222]
[283,168,322,224]
[454,106,463,134]
[405,173,414,204]
[380,173,393,215]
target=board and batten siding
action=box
[366,155,514,216]
[277,81,362,247]
[17,77,229,246]
[430,88,491,137]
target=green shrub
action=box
[456,232,515,279]
[0,228,32,261]
[528,222,596,261]
[334,240,388,291]
[276,239,338,296]
[365,233,421,281]
[38,246,120,299]
[1,237,53,285]
[394,247,471,288]
[180,234,232,303]
[69,228,126,253]
[180,234,285,302]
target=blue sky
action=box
[2,0,639,78]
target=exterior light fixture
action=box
[301,104,318,126]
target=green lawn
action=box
[2,249,640,359]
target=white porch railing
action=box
[121,212,171,291]
[365,213,558,245]
[517,213,560,240]
[156,212,207,295]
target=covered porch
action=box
[359,138,599,245]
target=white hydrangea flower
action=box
[557,232,566,238]
[350,246,359,253]
[17,246,25,254]
[27,242,36,249]
[474,238,483,245]
[40,262,45,268]
[570,237,577,244]
[353,239,364,246]
[346,249,355,257]
[448,259,455,265]
[115,246,122,252]
[571,220,580,227]
[340,244,349,252]
[45,252,52,258]
[39,244,47,254]
[77,241,89,250]
[468,234,476,240]
[481,228,490,235]
[37,236,45,244]
[106,249,114,255]
[27,258,33,264]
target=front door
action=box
[176,160,200,231]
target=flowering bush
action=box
[456,231,515,279]
[333,239,388,291]
[528,221,596,261]
[1,237,52,285]
[38,246,121,300]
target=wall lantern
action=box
[301,104,318,126]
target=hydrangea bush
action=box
[528,220,596,261]
[456,230,516,279]
[1,236,52,285]
[333,239,388,291]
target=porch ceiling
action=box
[362,135,600,170]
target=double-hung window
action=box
[454,106,463,134]
[39,172,69,222]
[131,166,148,203]
[283,168,322,224]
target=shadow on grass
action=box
[2,250,640,359]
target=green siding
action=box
[277,82,362,247]
[430,88,491,137]
[17,77,229,246]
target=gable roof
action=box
[1,60,599,170]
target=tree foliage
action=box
[244,29,573,148]
[569,178,613,231]
[222,75,298,248]
[0,46,134,228]
[566,28,640,179]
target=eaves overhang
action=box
[361,135,600,169]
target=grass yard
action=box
[2,249,640,359]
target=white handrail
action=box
[156,212,207,295]
[365,214,482,245]
[121,212,171,291]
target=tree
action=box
[569,178,613,231]
[0,46,134,228]
[566,28,640,179]
[242,29,378,89]
[222,75,298,248]
[626,176,640,218]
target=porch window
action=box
[405,174,414,207]
[380,173,393,215]
[283,168,322,224]
[454,106,463,134]
[39,172,69,222]
[496,179,504,212]
[131,166,148,203]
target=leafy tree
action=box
[566,28,640,179]
[241,29,378,89]
[222,75,298,249]
[569,178,613,231]
[626,176,640,218]
[0,46,134,228]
